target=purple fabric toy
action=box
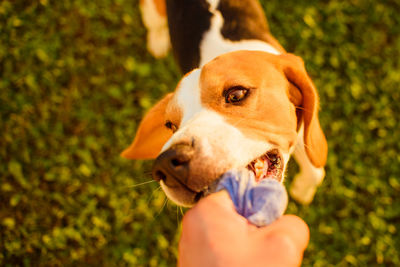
[215,169,288,227]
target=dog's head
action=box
[122,51,327,206]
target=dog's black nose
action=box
[152,143,194,186]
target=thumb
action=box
[201,190,235,209]
[183,190,244,229]
[189,190,237,217]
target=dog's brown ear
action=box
[280,53,327,167]
[121,93,173,159]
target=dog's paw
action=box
[140,0,170,58]
[147,26,170,58]
[289,168,325,205]
[289,177,317,205]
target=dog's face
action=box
[122,51,327,206]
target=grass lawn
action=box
[1,0,399,265]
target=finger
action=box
[188,190,237,217]
[201,190,235,209]
[181,190,246,234]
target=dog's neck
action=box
[167,0,284,73]
[199,4,281,67]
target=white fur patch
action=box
[199,8,280,67]
[176,69,204,126]
[161,69,204,152]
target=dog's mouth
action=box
[194,149,284,202]
[247,149,284,182]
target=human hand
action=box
[178,191,309,267]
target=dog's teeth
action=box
[252,158,268,181]
[254,160,263,169]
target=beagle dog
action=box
[122,0,328,206]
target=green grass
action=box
[1,0,399,266]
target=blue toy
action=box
[215,169,288,227]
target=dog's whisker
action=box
[125,180,156,188]
[176,206,179,227]
[147,186,162,205]
[155,197,168,218]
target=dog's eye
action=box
[165,121,178,133]
[225,87,249,104]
